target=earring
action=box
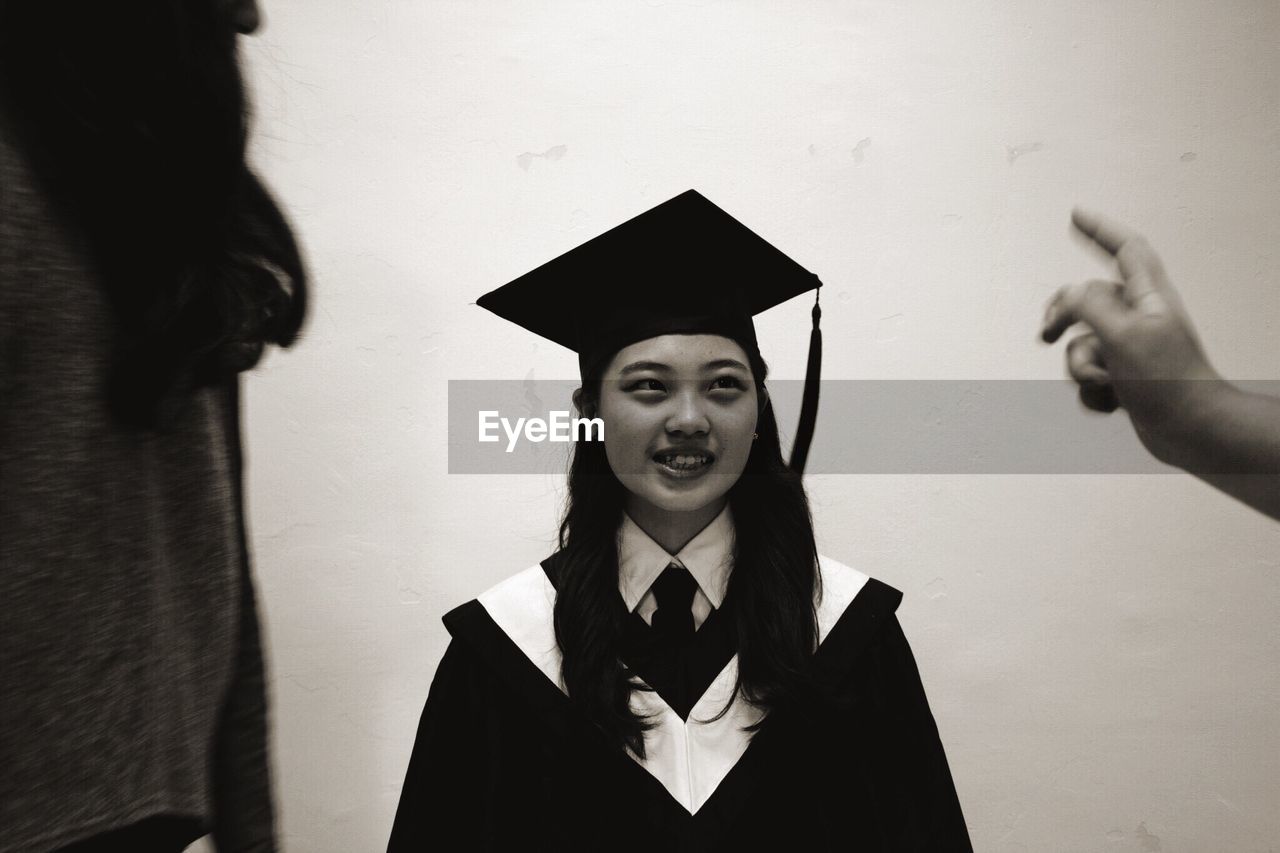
[752,433,759,440]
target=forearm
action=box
[1165,382,1280,520]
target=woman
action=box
[389,190,969,851]
[0,2,305,850]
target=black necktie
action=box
[651,564,697,646]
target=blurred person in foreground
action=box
[0,1,306,850]
[1042,209,1280,521]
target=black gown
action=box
[388,553,971,852]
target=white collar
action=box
[617,505,734,613]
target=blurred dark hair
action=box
[0,1,307,426]
[553,345,821,757]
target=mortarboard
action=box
[477,189,823,474]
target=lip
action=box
[652,445,716,460]
[651,447,716,480]
[652,457,715,480]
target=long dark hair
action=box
[553,346,822,757]
[0,1,307,426]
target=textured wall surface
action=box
[224,2,1280,850]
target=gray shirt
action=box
[0,108,275,852]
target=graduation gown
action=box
[388,554,971,852]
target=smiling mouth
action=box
[652,451,715,474]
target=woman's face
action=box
[594,334,759,521]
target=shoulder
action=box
[441,564,555,629]
[814,553,904,646]
[441,563,563,691]
[815,553,902,614]
[477,563,557,614]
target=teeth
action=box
[657,453,711,470]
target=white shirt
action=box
[616,506,734,631]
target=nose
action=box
[231,0,262,34]
[665,389,710,436]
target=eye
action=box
[624,378,667,393]
[710,375,747,392]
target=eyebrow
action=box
[704,358,751,372]
[617,358,751,375]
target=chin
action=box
[652,495,716,515]
[642,482,731,516]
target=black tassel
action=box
[788,288,822,474]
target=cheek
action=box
[602,429,632,474]
[598,399,659,447]
[723,406,759,444]
[703,409,756,479]
[598,410,652,477]
[720,437,753,476]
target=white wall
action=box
[232,2,1280,850]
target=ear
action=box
[572,387,597,419]
[757,385,771,416]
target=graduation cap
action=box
[477,189,824,474]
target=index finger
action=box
[1071,207,1165,304]
[1071,207,1138,256]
